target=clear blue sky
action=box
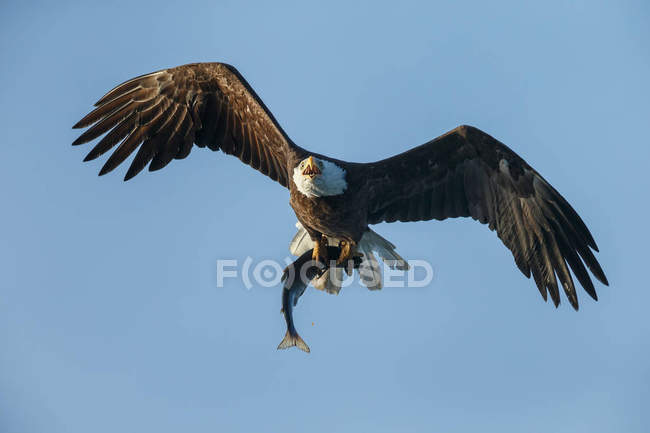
[1,1,648,432]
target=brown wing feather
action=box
[364,125,608,309]
[73,62,300,184]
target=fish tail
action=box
[277,330,310,353]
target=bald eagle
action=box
[72,62,608,310]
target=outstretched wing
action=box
[363,125,608,309]
[72,62,300,184]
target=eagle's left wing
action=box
[362,125,608,309]
[72,62,301,184]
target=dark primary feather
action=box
[72,62,300,183]
[364,125,608,309]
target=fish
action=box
[277,246,362,353]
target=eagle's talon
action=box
[336,240,355,265]
[311,234,329,264]
[351,253,364,268]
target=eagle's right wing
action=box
[72,62,303,184]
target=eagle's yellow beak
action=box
[302,156,321,178]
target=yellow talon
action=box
[336,240,354,265]
[312,234,329,263]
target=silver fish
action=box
[277,247,361,353]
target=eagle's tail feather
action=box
[357,243,383,290]
[289,222,313,256]
[312,267,344,294]
[360,229,410,271]
[277,330,310,353]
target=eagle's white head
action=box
[292,156,347,198]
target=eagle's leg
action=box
[312,234,329,263]
[336,240,356,266]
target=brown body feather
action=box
[289,161,369,244]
